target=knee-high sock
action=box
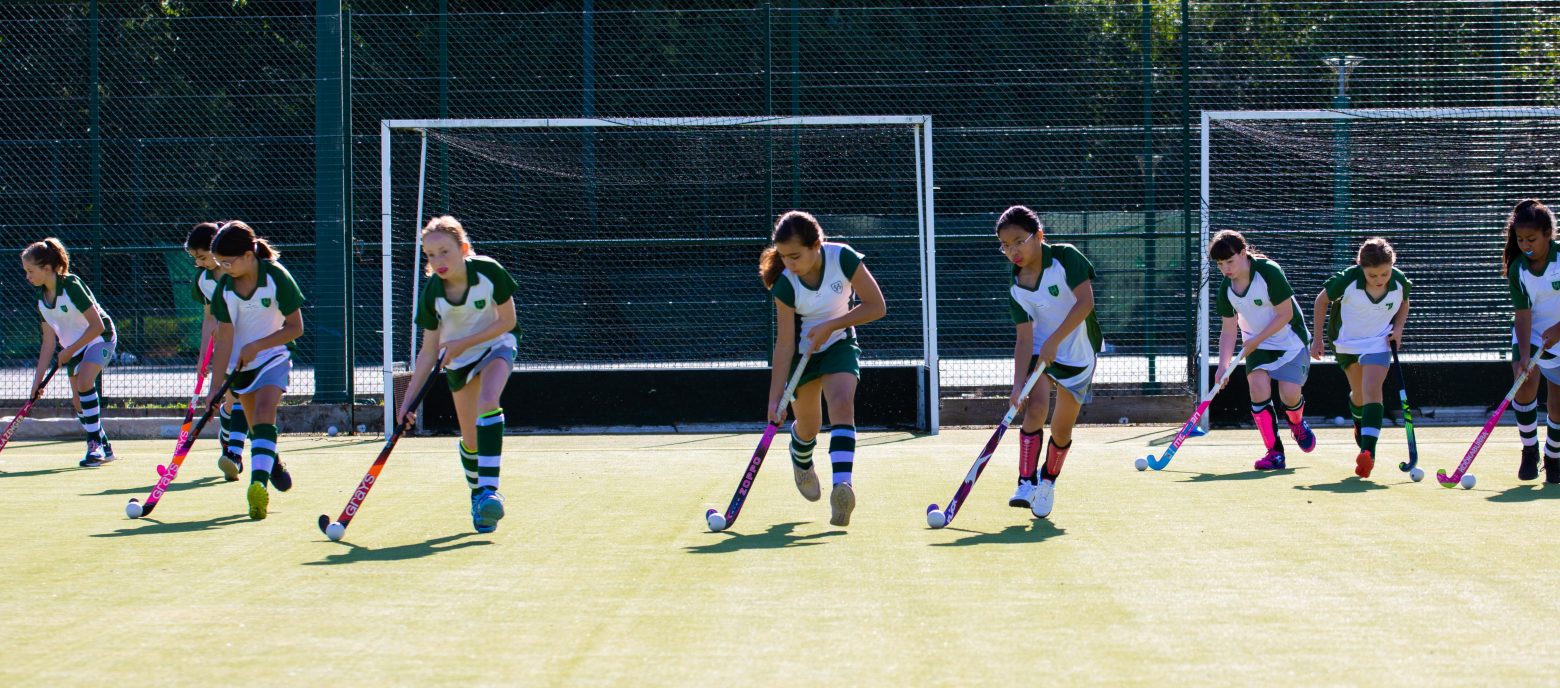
[829,424,856,485]
[1018,429,1042,483]
[249,424,278,487]
[475,408,504,491]
[1041,439,1071,483]
[1360,402,1383,454]
[789,422,816,470]
[1515,399,1540,447]
[1252,401,1283,453]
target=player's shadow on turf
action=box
[91,513,250,537]
[1293,476,1386,494]
[81,476,224,497]
[0,466,93,479]
[931,520,1066,547]
[685,521,843,554]
[1487,484,1560,503]
[305,533,490,566]
[1178,467,1304,483]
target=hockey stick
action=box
[704,351,812,532]
[0,359,61,456]
[1143,352,1246,471]
[925,361,1047,529]
[1437,357,1539,489]
[1389,342,1419,472]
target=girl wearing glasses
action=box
[760,210,886,528]
[205,221,305,520]
[997,205,1101,520]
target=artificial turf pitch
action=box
[1,425,1556,686]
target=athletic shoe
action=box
[1546,455,1560,485]
[271,459,293,492]
[1030,479,1055,519]
[1292,420,1317,453]
[1254,450,1287,471]
[218,451,243,482]
[792,463,821,502]
[1519,444,1540,481]
[1354,449,1374,478]
[1008,480,1037,509]
[829,482,856,527]
[473,488,505,534]
[78,441,108,468]
[247,482,269,520]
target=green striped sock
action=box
[250,423,278,487]
[475,409,504,491]
[459,440,480,495]
[1361,403,1383,454]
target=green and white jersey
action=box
[1509,241,1560,360]
[190,267,221,306]
[1007,243,1103,367]
[210,260,305,373]
[1215,256,1309,352]
[770,242,864,352]
[414,256,523,370]
[37,274,115,349]
[1323,266,1411,355]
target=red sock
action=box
[1041,439,1071,482]
[1018,429,1042,482]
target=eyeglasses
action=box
[998,233,1036,255]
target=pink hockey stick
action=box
[1437,357,1538,489]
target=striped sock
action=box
[1018,429,1042,483]
[1041,439,1072,483]
[1546,418,1560,463]
[77,384,106,446]
[829,424,856,486]
[1252,401,1283,453]
[789,422,816,470]
[218,405,232,449]
[1348,399,1364,449]
[459,440,480,494]
[476,408,504,491]
[1361,402,1383,454]
[1515,399,1540,447]
[249,423,278,487]
[226,401,248,458]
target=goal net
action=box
[379,116,938,431]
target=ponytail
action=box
[759,210,825,289]
[21,237,70,274]
[212,220,281,261]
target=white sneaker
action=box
[1031,479,1055,519]
[1008,480,1037,509]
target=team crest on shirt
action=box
[261,297,272,307]
[60,304,69,313]
[474,299,487,309]
[1047,285,1059,297]
[1254,299,1264,306]
[1551,279,1560,290]
[831,281,843,294]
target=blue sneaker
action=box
[271,459,293,492]
[1292,420,1317,453]
[472,488,505,534]
[79,441,110,468]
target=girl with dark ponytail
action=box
[206,220,306,519]
[1502,199,1560,484]
[759,210,886,528]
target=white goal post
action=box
[379,116,939,433]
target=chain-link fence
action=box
[3,1,1558,406]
